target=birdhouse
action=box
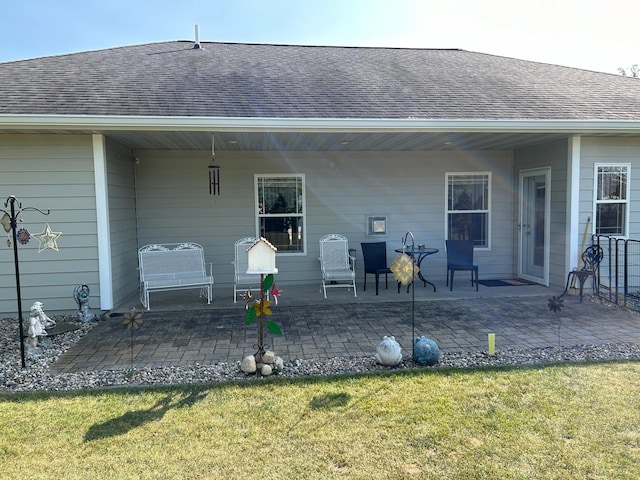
[246,237,278,274]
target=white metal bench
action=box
[138,243,214,310]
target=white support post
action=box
[566,136,581,273]
[92,133,114,310]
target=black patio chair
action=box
[446,240,479,291]
[559,244,604,302]
[361,242,393,295]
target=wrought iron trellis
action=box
[593,234,640,307]
[1,195,50,367]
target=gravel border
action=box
[2,315,640,393]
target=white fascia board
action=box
[3,114,640,134]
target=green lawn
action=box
[1,361,638,479]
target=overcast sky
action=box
[1,0,638,74]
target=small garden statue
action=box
[375,335,403,366]
[25,309,48,357]
[30,301,56,329]
[25,301,55,357]
[413,336,440,366]
[73,284,96,323]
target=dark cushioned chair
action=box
[361,242,392,295]
[446,240,478,291]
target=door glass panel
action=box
[522,173,546,279]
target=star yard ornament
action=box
[33,223,62,252]
[390,253,420,286]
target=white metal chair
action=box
[232,237,262,302]
[319,234,357,298]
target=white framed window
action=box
[446,172,491,248]
[594,164,630,237]
[255,174,306,254]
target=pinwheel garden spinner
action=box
[123,307,144,372]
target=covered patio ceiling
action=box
[104,130,576,151]
[3,122,640,152]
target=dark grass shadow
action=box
[309,392,351,410]
[84,389,207,442]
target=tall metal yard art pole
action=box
[1,196,50,367]
[402,232,416,363]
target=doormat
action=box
[477,278,537,287]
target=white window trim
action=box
[593,163,630,238]
[254,173,307,255]
[444,171,492,250]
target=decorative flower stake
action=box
[547,296,564,313]
[244,274,282,359]
[390,253,420,286]
[123,307,144,329]
[123,307,144,371]
[548,296,564,347]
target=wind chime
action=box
[208,133,221,195]
[1,195,62,368]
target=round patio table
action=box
[394,246,439,292]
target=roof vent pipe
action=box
[194,24,201,49]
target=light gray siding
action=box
[105,138,138,308]
[3,133,594,317]
[0,134,99,315]
[134,149,516,294]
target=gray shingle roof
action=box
[1,41,639,120]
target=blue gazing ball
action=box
[413,336,440,366]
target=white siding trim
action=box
[4,114,640,133]
[566,136,581,271]
[92,133,113,310]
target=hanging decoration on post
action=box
[390,252,419,286]
[2,213,32,247]
[33,223,62,252]
[2,212,12,247]
[1,212,10,233]
[208,133,221,195]
[17,227,31,245]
